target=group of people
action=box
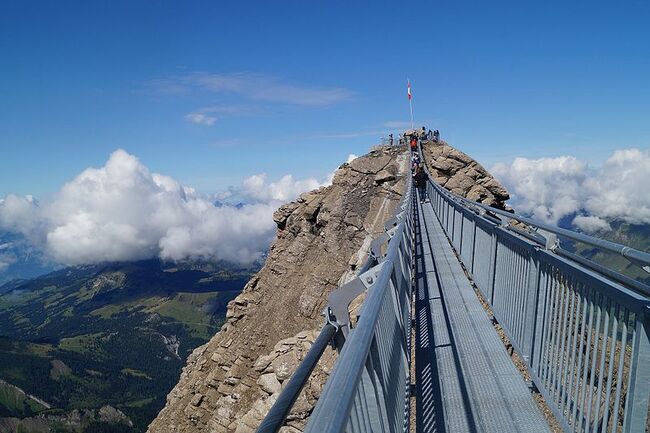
[396,127,441,148]
[422,127,440,142]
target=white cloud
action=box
[573,215,611,233]
[346,154,358,163]
[0,149,326,266]
[149,72,353,107]
[491,148,650,228]
[184,105,259,126]
[184,112,217,126]
[242,173,325,203]
[492,156,586,224]
[582,149,650,225]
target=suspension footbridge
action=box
[256,143,650,433]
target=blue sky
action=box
[1,0,649,197]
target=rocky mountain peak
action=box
[420,139,510,209]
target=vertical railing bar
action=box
[504,242,515,327]
[368,340,390,432]
[534,265,551,374]
[558,273,576,415]
[518,248,531,345]
[547,273,562,400]
[541,268,558,391]
[470,215,477,274]
[591,297,611,433]
[487,229,499,305]
[555,273,572,407]
[532,265,547,371]
[569,286,591,430]
[514,245,524,344]
[577,295,596,432]
[610,309,629,433]
[571,284,591,429]
[516,246,525,343]
[584,293,603,433]
[550,273,566,404]
[562,276,582,416]
[350,391,362,433]
[503,245,515,339]
[357,367,372,433]
[522,249,540,362]
[599,303,620,433]
[621,312,646,433]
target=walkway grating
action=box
[415,200,552,433]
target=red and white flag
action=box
[407,80,412,100]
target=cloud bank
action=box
[491,148,650,232]
[0,150,329,266]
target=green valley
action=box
[0,259,256,433]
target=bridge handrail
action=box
[422,160,650,268]
[304,169,414,433]
[257,159,414,433]
[418,141,650,433]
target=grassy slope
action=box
[0,259,256,432]
[0,381,48,417]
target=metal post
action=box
[522,249,541,362]
[623,316,650,433]
[487,228,499,304]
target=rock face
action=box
[148,140,510,433]
[420,139,510,208]
[147,146,409,433]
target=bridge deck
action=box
[414,200,551,433]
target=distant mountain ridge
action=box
[570,218,650,285]
[0,231,57,286]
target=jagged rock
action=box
[253,354,274,372]
[421,140,510,208]
[271,351,300,381]
[257,373,281,395]
[190,393,203,407]
[374,169,396,184]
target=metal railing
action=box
[420,143,650,433]
[257,165,415,433]
[303,175,415,433]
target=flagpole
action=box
[407,78,414,130]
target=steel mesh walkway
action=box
[415,199,552,433]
